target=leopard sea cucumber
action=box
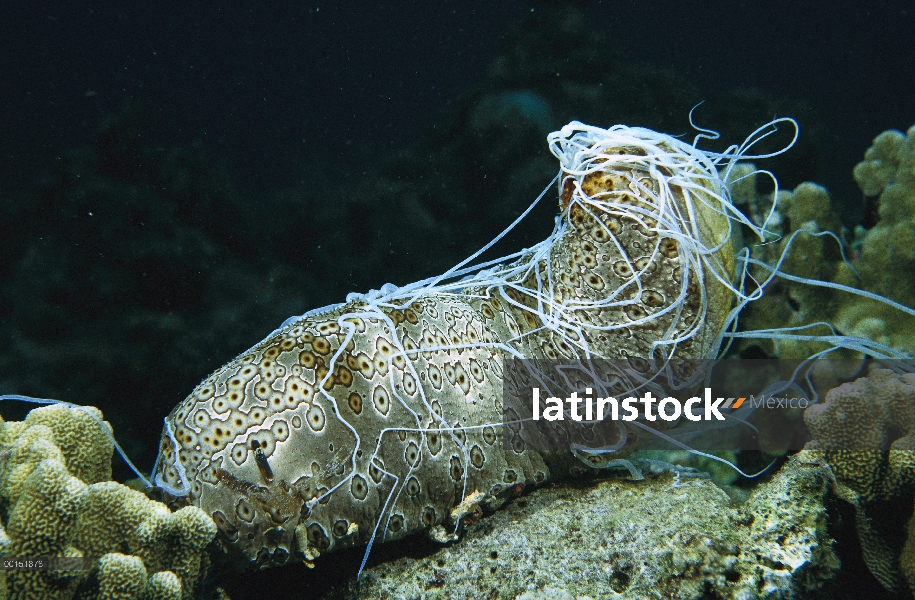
[152,121,740,569]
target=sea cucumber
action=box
[152,121,739,569]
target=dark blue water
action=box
[1,2,912,596]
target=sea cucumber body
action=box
[154,134,735,568]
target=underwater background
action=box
[2,1,915,597]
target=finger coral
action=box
[851,125,915,309]
[732,178,857,359]
[729,124,915,359]
[853,128,908,197]
[0,404,217,599]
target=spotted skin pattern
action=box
[154,138,735,569]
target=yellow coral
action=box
[853,124,915,311]
[97,553,147,600]
[3,459,87,599]
[781,181,842,233]
[144,571,182,600]
[0,423,66,504]
[0,404,217,599]
[733,125,915,359]
[853,129,906,197]
[22,404,113,485]
[75,483,170,558]
[735,178,853,360]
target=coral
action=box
[97,553,147,599]
[75,483,216,595]
[851,125,915,307]
[321,455,838,599]
[731,127,915,590]
[804,368,915,593]
[804,368,915,502]
[729,126,915,360]
[828,123,915,357]
[1,458,86,598]
[0,404,217,599]
[144,571,182,600]
[731,177,853,359]
[853,129,908,197]
[14,404,113,485]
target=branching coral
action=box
[727,124,915,359]
[729,178,857,359]
[853,126,914,200]
[852,125,915,307]
[0,404,216,599]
